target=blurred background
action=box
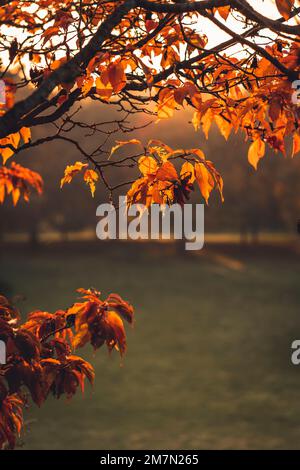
[1,102,300,449]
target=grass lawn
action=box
[1,242,300,450]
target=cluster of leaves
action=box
[60,161,99,197]
[0,289,134,449]
[0,1,298,205]
[0,162,43,206]
[0,127,31,165]
[60,139,224,205]
[0,126,41,205]
[157,48,300,169]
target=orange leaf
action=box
[157,89,176,120]
[292,132,300,158]
[108,62,126,93]
[138,156,158,176]
[60,161,88,188]
[109,139,142,159]
[248,138,266,170]
[0,139,14,164]
[217,6,231,20]
[95,76,113,101]
[81,76,94,96]
[104,311,127,356]
[106,293,134,324]
[194,162,214,204]
[84,169,98,197]
[20,127,31,144]
[215,114,232,141]
[0,163,43,205]
[275,0,294,20]
[180,162,195,184]
[156,161,178,182]
[192,111,201,131]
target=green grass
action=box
[1,242,300,450]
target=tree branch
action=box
[0,0,136,139]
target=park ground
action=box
[1,240,300,450]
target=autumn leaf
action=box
[72,322,90,349]
[0,140,14,164]
[275,0,294,20]
[217,6,231,21]
[106,293,134,324]
[292,132,300,158]
[109,139,142,159]
[156,161,179,182]
[248,138,266,170]
[95,76,113,101]
[126,177,150,207]
[180,162,195,185]
[84,169,99,197]
[81,76,94,96]
[191,148,206,161]
[66,355,95,389]
[0,394,24,449]
[194,162,214,204]
[60,161,88,187]
[147,140,173,162]
[102,311,127,356]
[157,89,176,120]
[215,114,232,141]
[108,62,126,93]
[19,127,31,144]
[0,163,43,205]
[192,111,201,131]
[138,156,158,176]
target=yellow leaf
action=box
[147,140,173,162]
[215,114,232,141]
[81,76,94,96]
[191,148,205,161]
[157,89,176,120]
[60,161,88,188]
[0,133,20,164]
[84,169,99,197]
[95,77,113,101]
[0,142,14,164]
[10,132,20,149]
[248,139,266,170]
[180,162,195,184]
[138,156,158,176]
[20,127,31,144]
[109,139,142,159]
[201,109,214,139]
[194,162,214,204]
[192,111,201,131]
[12,188,20,206]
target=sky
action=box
[200,0,298,48]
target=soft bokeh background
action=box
[1,102,300,450]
